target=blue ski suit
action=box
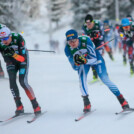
[65,36,121,96]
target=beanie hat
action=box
[65,29,78,41]
[85,14,93,23]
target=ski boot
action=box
[15,105,24,115]
[34,106,41,115]
[123,55,127,66]
[130,62,134,76]
[108,51,114,61]
[31,98,41,115]
[82,95,91,113]
[130,68,134,76]
[117,94,129,110]
[14,97,24,115]
[91,67,98,83]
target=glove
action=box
[74,54,87,65]
[3,47,15,57]
[120,33,124,38]
[3,46,25,62]
[90,31,100,40]
[93,31,100,39]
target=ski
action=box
[27,111,47,123]
[115,108,134,115]
[0,112,33,123]
[75,109,96,122]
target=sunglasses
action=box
[86,22,92,25]
[123,26,130,29]
[68,39,77,44]
[1,36,10,41]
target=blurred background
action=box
[0,0,134,53]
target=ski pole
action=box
[104,28,110,32]
[27,49,56,53]
[96,38,115,50]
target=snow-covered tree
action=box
[70,0,134,30]
[101,0,134,21]
[48,0,67,27]
[70,0,102,31]
[0,0,41,30]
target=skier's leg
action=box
[108,47,114,61]
[7,64,24,114]
[91,66,98,80]
[128,46,134,75]
[78,65,90,96]
[94,57,129,109]
[105,45,114,61]
[78,65,91,112]
[19,63,41,114]
[123,44,127,65]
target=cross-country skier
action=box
[0,26,41,115]
[126,15,134,30]
[113,24,122,52]
[65,29,130,113]
[82,14,111,82]
[103,19,114,61]
[119,18,134,75]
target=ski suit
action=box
[65,36,121,96]
[119,25,134,73]
[82,20,104,55]
[82,20,105,79]
[0,33,38,108]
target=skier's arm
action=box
[85,38,97,65]
[2,46,25,62]
[0,38,25,62]
[14,34,27,62]
[64,46,79,71]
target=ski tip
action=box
[115,108,134,115]
[26,111,47,124]
[75,119,78,122]
[115,112,119,115]
[27,120,32,123]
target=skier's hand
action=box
[92,31,100,39]
[74,54,87,65]
[3,47,25,62]
[3,47,15,57]
[126,31,133,38]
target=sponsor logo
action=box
[22,49,26,54]
[0,32,6,37]
[82,43,86,47]
[67,34,74,37]
[19,68,25,74]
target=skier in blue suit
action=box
[64,29,129,113]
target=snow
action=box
[1,0,134,133]
[0,47,134,134]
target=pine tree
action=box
[48,0,67,27]
[0,0,40,30]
